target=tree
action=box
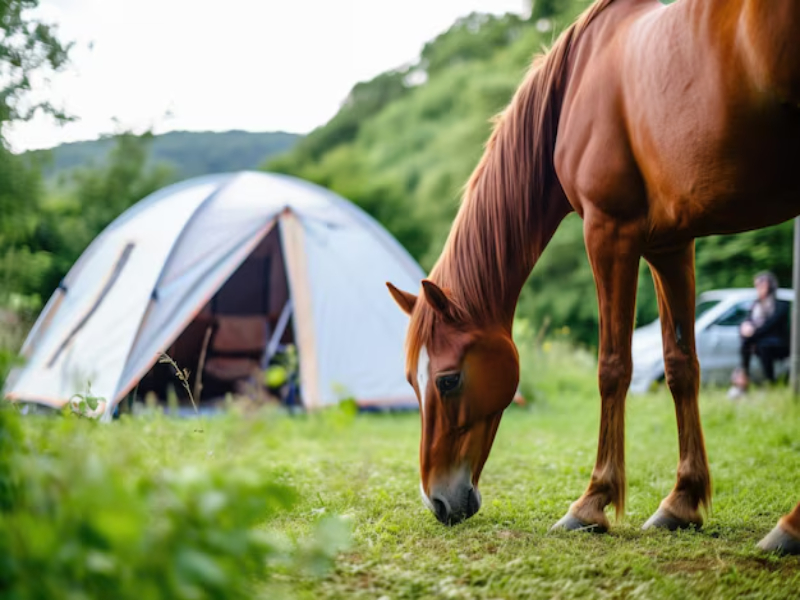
[0,0,72,140]
[0,0,72,308]
[28,132,174,299]
[528,0,573,21]
[419,13,526,77]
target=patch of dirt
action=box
[497,529,527,539]
[660,555,800,576]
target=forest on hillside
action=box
[0,0,793,350]
[25,130,300,182]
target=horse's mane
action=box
[407,0,615,371]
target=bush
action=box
[514,317,597,405]
[0,350,19,392]
[0,406,349,599]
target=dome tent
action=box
[4,171,423,419]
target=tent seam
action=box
[109,173,239,401]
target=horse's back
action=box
[556,0,800,247]
[555,0,663,222]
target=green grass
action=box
[7,376,800,599]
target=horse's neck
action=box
[440,183,571,328]
[434,2,588,327]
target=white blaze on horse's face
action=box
[417,345,430,417]
[419,480,435,514]
[416,345,438,514]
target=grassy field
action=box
[4,364,800,599]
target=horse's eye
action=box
[436,373,462,395]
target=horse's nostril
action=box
[429,489,481,525]
[466,488,481,517]
[432,497,449,523]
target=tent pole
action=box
[262,300,293,370]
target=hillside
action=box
[26,130,301,181]
[265,1,793,346]
[267,5,608,343]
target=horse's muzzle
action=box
[429,486,481,526]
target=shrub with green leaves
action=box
[0,406,349,599]
[513,317,597,405]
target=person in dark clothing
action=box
[730,272,790,397]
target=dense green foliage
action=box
[267,0,793,346]
[0,404,349,599]
[0,0,69,290]
[26,130,301,182]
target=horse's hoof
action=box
[549,512,607,534]
[642,508,701,532]
[757,525,800,555]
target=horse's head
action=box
[387,279,519,525]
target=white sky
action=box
[7,0,526,152]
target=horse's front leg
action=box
[759,501,800,555]
[551,215,642,532]
[642,244,711,530]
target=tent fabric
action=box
[4,171,424,417]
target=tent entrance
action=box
[135,227,294,406]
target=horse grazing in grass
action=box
[386,0,800,554]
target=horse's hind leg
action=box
[758,501,800,555]
[642,244,711,530]
[551,216,641,533]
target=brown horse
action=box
[386,0,800,554]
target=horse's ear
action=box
[421,280,454,320]
[386,282,417,316]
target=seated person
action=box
[730,271,790,397]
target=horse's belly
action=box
[646,139,800,244]
[690,187,800,238]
